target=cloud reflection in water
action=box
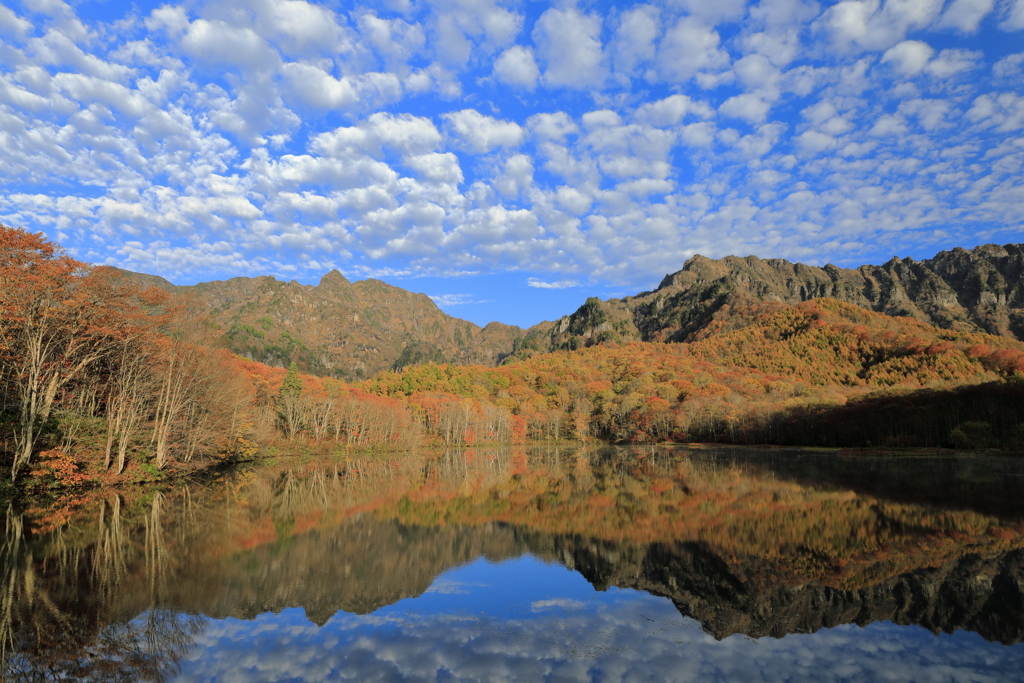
[173,555,1024,683]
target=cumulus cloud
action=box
[182,19,281,71]
[280,63,359,109]
[429,293,480,306]
[0,0,1023,306]
[656,16,729,83]
[443,109,524,153]
[528,112,579,142]
[818,0,946,52]
[493,45,538,89]
[936,0,997,32]
[967,92,1024,131]
[634,94,714,127]
[0,4,31,40]
[1000,0,1024,30]
[611,4,660,79]
[882,40,935,76]
[881,41,981,78]
[993,52,1024,78]
[532,8,606,88]
[527,277,580,288]
[720,93,773,124]
[494,154,533,197]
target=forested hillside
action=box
[369,298,1024,447]
[116,268,521,379]
[3,225,1023,493]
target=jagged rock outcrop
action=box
[524,243,1024,355]
[116,268,522,379]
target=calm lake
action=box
[3,445,1024,682]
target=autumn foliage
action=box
[366,298,1024,448]
[3,225,1024,491]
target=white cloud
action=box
[443,109,524,153]
[898,98,951,130]
[581,109,622,129]
[881,40,935,76]
[656,17,730,83]
[280,63,359,110]
[680,121,717,147]
[993,52,1024,78]
[429,293,480,305]
[314,112,443,158]
[428,0,522,67]
[182,19,281,71]
[937,0,996,32]
[555,186,592,214]
[254,0,349,57]
[818,0,945,52]
[494,154,533,197]
[493,45,538,90]
[1000,0,1024,30]
[611,5,660,79]
[720,93,773,123]
[531,598,586,610]
[881,42,980,78]
[145,5,190,38]
[527,277,580,288]
[356,12,426,72]
[527,112,578,142]
[405,152,463,185]
[0,5,31,40]
[634,95,714,127]
[675,0,751,24]
[925,48,983,77]
[967,92,1024,131]
[532,8,605,89]
[1,0,1024,303]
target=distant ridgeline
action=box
[116,267,520,380]
[516,243,1024,358]
[117,243,1024,379]
[3,224,1024,491]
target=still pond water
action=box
[4,445,1024,682]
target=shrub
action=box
[949,421,993,449]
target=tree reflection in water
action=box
[2,446,1023,679]
[2,500,207,682]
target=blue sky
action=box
[1,0,1023,327]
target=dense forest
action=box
[2,225,1024,491]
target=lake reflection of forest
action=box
[3,446,1024,680]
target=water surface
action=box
[3,446,1024,681]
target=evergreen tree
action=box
[279,362,304,439]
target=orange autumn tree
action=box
[0,225,166,479]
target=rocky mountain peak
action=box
[524,243,1024,357]
[318,269,351,288]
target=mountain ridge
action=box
[522,242,1024,358]
[117,242,1024,377]
[115,267,522,380]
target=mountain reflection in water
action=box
[2,446,1024,682]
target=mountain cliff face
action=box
[120,269,521,379]
[528,243,1024,355]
